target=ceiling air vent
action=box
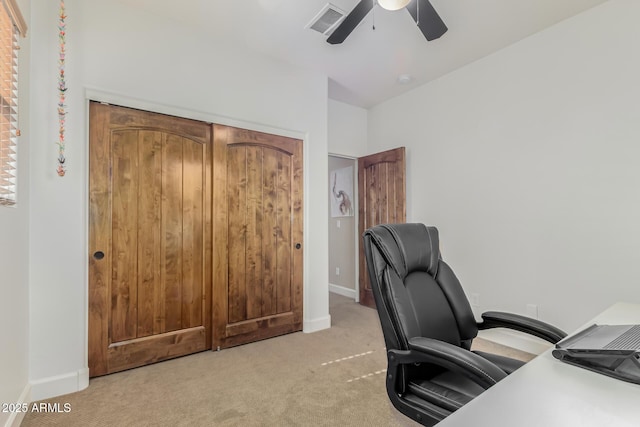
[306,3,346,36]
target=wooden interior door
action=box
[89,102,212,376]
[213,124,303,349]
[358,147,406,308]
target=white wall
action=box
[328,99,368,157]
[327,100,368,300]
[0,0,31,425]
[368,0,640,333]
[28,0,329,400]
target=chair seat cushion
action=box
[407,371,486,412]
[473,350,525,374]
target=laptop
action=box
[552,324,640,384]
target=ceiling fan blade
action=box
[406,0,447,41]
[327,0,374,45]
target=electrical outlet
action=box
[335,267,340,276]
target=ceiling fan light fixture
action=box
[377,0,410,11]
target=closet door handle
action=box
[93,251,105,260]
[295,243,301,250]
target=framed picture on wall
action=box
[330,166,354,217]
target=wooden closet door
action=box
[358,147,406,308]
[89,102,212,376]
[213,124,303,349]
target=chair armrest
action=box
[388,337,508,389]
[479,311,567,344]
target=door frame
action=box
[328,148,407,307]
[83,90,315,368]
[327,153,360,303]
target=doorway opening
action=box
[328,154,359,302]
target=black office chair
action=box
[362,223,567,426]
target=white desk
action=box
[437,303,640,427]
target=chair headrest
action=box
[364,223,440,280]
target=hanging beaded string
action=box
[56,0,67,177]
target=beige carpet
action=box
[22,293,533,426]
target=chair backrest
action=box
[363,223,478,352]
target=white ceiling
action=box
[123,0,608,108]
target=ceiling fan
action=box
[327,0,447,45]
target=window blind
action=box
[0,0,25,206]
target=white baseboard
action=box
[329,283,357,300]
[77,367,90,390]
[29,367,90,402]
[478,329,553,355]
[3,383,31,427]
[304,315,331,333]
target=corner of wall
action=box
[329,284,357,300]
[303,315,331,333]
[2,383,31,427]
[29,368,89,402]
